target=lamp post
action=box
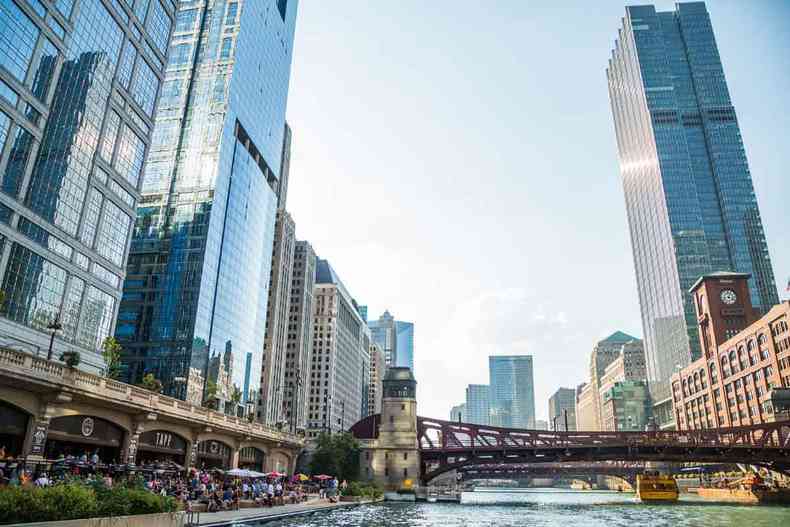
[46,316,63,361]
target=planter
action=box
[6,511,185,527]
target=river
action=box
[255,488,790,526]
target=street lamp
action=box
[46,316,63,361]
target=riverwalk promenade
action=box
[197,498,371,526]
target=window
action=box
[168,43,191,66]
[147,1,171,53]
[131,58,159,116]
[175,9,197,32]
[225,3,238,25]
[220,37,233,60]
[0,1,39,81]
[403,452,408,460]
[114,125,146,186]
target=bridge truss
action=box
[417,417,790,482]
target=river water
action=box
[255,489,790,526]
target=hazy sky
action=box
[284,1,790,421]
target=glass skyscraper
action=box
[465,384,490,426]
[607,2,778,426]
[489,355,535,428]
[0,0,173,372]
[368,310,415,372]
[115,0,298,415]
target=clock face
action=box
[720,289,737,305]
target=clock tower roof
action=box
[689,272,751,294]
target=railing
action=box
[0,347,301,447]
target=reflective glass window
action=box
[100,110,121,162]
[0,0,40,81]
[76,285,115,350]
[116,41,136,90]
[17,217,73,260]
[175,9,197,33]
[168,43,191,66]
[114,125,145,186]
[29,0,47,17]
[2,125,35,198]
[131,58,159,116]
[79,188,103,247]
[30,39,59,102]
[25,0,123,236]
[108,178,135,207]
[147,0,171,54]
[60,276,85,340]
[134,0,151,22]
[0,112,11,152]
[91,261,120,287]
[55,0,74,19]
[47,17,66,40]
[96,199,131,266]
[0,242,68,331]
[0,79,19,105]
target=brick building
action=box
[671,272,790,430]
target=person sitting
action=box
[222,487,233,509]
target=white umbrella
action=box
[225,468,255,477]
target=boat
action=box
[636,472,679,503]
[697,473,790,504]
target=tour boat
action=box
[636,472,679,503]
[697,474,790,504]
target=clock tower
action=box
[689,272,758,359]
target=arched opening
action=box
[0,400,31,458]
[46,415,124,464]
[238,446,265,472]
[137,430,188,466]
[196,439,232,470]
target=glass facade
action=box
[465,384,490,426]
[548,387,576,431]
[395,320,414,373]
[489,355,535,428]
[368,310,415,372]
[116,0,298,414]
[607,3,778,421]
[0,0,173,372]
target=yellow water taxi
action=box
[636,472,679,503]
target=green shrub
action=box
[344,482,382,499]
[0,483,176,525]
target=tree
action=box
[204,379,218,408]
[138,373,163,393]
[309,432,360,482]
[101,337,123,379]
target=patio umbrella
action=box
[297,474,309,481]
[265,471,286,478]
[314,474,332,480]
[226,468,257,478]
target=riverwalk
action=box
[196,498,370,526]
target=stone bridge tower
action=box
[357,367,420,490]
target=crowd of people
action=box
[0,446,346,513]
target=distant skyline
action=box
[285,1,790,421]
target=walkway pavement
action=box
[196,498,369,526]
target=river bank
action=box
[195,497,377,526]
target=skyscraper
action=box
[548,387,576,431]
[259,210,295,425]
[116,1,298,415]
[0,0,173,372]
[587,331,643,431]
[306,259,370,437]
[449,403,466,423]
[282,240,316,433]
[489,355,535,428]
[607,2,778,427]
[367,341,385,416]
[368,310,415,371]
[465,384,490,426]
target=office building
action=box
[449,403,466,422]
[0,0,174,373]
[489,355,535,428]
[259,210,296,425]
[368,310,415,371]
[601,380,651,431]
[672,273,790,429]
[368,341,385,416]
[575,383,597,431]
[306,259,370,437]
[548,387,576,431]
[608,2,778,427]
[465,384,490,426]
[115,1,298,415]
[534,419,548,431]
[282,240,316,432]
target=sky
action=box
[283,1,790,422]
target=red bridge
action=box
[350,415,790,483]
